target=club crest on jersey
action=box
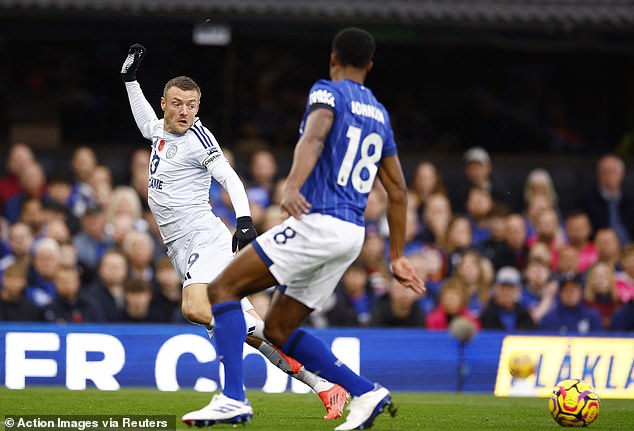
[158,140,166,152]
[166,145,178,159]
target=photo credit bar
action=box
[3,415,175,431]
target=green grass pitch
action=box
[1,388,632,430]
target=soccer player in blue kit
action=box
[183,27,425,430]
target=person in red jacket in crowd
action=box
[426,277,481,330]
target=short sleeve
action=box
[306,80,338,114]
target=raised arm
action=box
[121,44,157,139]
[210,161,257,252]
[281,108,333,219]
[377,154,425,294]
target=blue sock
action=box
[282,328,374,396]
[212,301,246,401]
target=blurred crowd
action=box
[1,141,634,334]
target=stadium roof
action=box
[2,0,634,29]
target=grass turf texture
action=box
[1,388,632,430]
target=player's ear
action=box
[330,53,337,68]
[160,97,166,112]
[365,61,374,73]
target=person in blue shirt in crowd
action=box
[540,272,602,334]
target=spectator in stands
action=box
[0,263,40,321]
[555,245,580,276]
[540,273,602,334]
[615,243,634,303]
[426,278,481,330]
[480,266,535,331]
[594,228,622,269]
[330,261,375,327]
[495,213,529,270]
[524,193,554,240]
[478,203,511,269]
[371,277,425,327]
[359,227,390,297]
[611,299,634,331]
[122,230,155,283]
[18,197,46,238]
[577,154,634,245]
[88,249,129,322]
[364,181,388,234]
[527,207,565,267]
[440,216,473,275]
[246,148,277,210]
[0,143,35,210]
[130,167,149,212]
[26,238,61,308]
[449,146,514,214]
[523,168,559,217]
[409,161,446,226]
[409,247,446,313]
[106,185,146,232]
[465,186,493,245]
[150,256,183,323]
[418,192,452,246]
[453,249,492,317]
[46,174,80,234]
[73,204,112,274]
[563,210,597,272]
[583,261,620,329]
[42,219,71,245]
[129,148,151,184]
[68,146,98,219]
[89,165,114,209]
[122,278,160,322]
[0,222,33,275]
[4,162,46,224]
[520,257,558,325]
[43,265,103,323]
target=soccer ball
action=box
[549,379,600,427]
[507,351,536,378]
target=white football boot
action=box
[334,384,396,430]
[182,393,253,427]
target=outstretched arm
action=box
[281,108,333,219]
[377,154,425,294]
[211,161,256,252]
[121,44,157,139]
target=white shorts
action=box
[166,216,253,312]
[252,213,365,311]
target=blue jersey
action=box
[299,79,397,226]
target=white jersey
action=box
[125,81,250,244]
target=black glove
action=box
[233,216,257,252]
[121,43,146,82]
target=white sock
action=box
[205,317,215,339]
[297,369,333,393]
[243,312,265,339]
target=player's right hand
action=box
[121,43,146,82]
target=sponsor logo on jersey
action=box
[203,153,221,167]
[166,145,178,159]
[351,101,385,124]
[158,140,166,152]
[148,177,163,190]
[309,89,335,108]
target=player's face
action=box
[161,86,200,134]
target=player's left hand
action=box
[233,216,257,252]
[391,256,426,295]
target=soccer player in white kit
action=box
[121,44,348,425]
